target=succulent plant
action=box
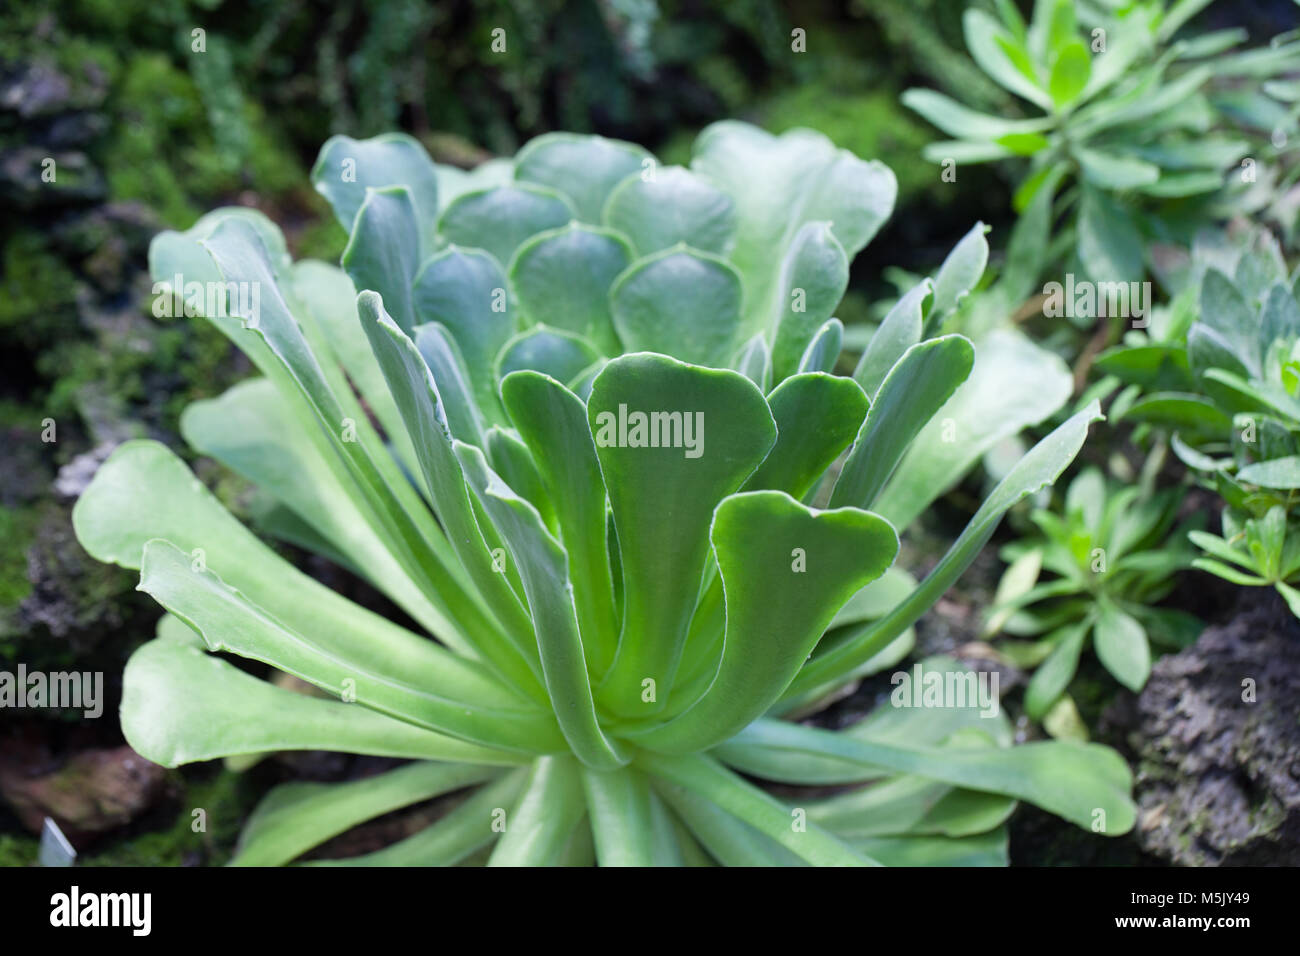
[1098,230,1300,614]
[74,124,1133,865]
[987,465,1199,726]
[903,0,1300,294]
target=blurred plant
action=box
[73,125,1133,866]
[987,463,1200,732]
[903,0,1300,296]
[1097,228,1300,613]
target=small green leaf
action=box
[602,165,737,256]
[796,318,844,375]
[832,335,976,511]
[437,184,574,267]
[610,247,744,367]
[1236,455,1300,488]
[588,354,776,717]
[1077,184,1143,285]
[630,491,897,753]
[509,222,631,354]
[1048,40,1092,108]
[1075,147,1160,189]
[1024,621,1088,719]
[929,222,991,326]
[1094,599,1151,691]
[743,373,869,499]
[514,133,652,222]
[311,133,440,250]
[963,9,1052,109]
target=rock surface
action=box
[1123,590,1300,865]
[0,742,168,845]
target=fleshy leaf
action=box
[610,247,743,367]
[412,245,516,422]
[875,330,1071,530]
[770,221,849,379]
[231,762,500,867]
[501,371,619,676]
[414,323,488,448]
[311,132,440,250]
[514,133,652,222]
[356,291,544,696]
[341,186,422,333]
[852,280,930,399]
[138,539,560,752]
[790,401,1103,697]
[455,442,628,770]
[121,628,520,768]
[487,756,587,865]
[602,165,737,256]
[832,335,976,511]
[691,122,895,338]
[509,222,631,353]
[437,183,574,268]
[630,491,897,753]
[588,354,776,717]
[742,373,869,499]
[496,326,602,384]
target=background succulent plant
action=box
[904,0,1300,294]
[72,124,1134,865]
[987,464,1200,731]
[1098,229,1300,614]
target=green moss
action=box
[105,53,211,227]
[0,233,80,347]
[80,768,252,867]
[0,506,37,610]
[0,833,39,867]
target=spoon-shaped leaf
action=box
[630,491,897,753]
[588,354,776,717]
[122,626,521,768]
[602,165,737,256]
[832,335,975,510]
[509,222,631,353]
[514,132,651,222]
[231,762,501,867]
[412,245,515,422]
[501,371,619,676]
[610,247,744,367]
[138,539,561,753]
[437,183,574,267]
[456,442,629,770]
[742,372,869,499]
[311,132,440,250]
[771,222,848,379]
